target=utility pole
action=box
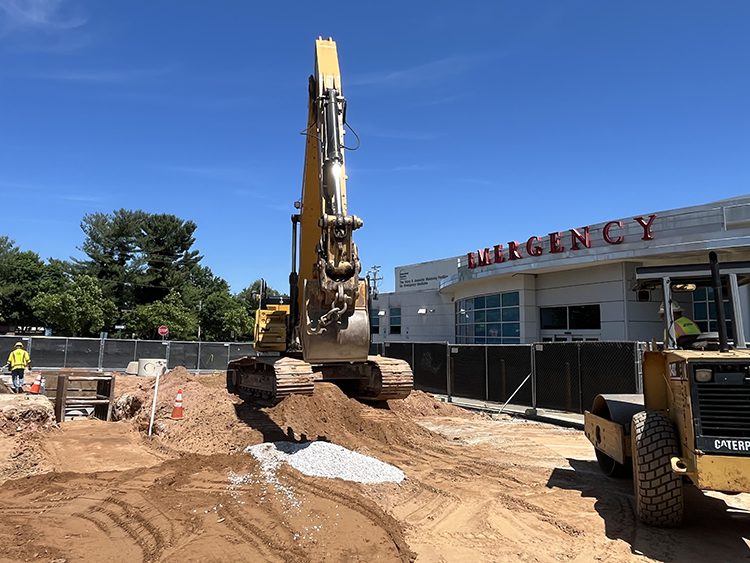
[367,265,382,299]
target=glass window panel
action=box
[474,296,486,310]
[707,287,715,299]
[502,307,519,322]
[569,305,600,330]
[487,323,501,338]
[390,326,401,335]
[697,321,709,332]
[693,287,706,300]
[502,292,519,307]
[487,337,502,344]
[503,337,521,344]
[474,323,486,337]
[724,301,733,319]
[726,321,734,339]
[502,323,520,337]
[474,337,486,344]
[693,302,707,320]
[464,299,475,312]
[486,309,501,322]
[475,310,486,323]
[709,321,717,332]
[486,294,501,308]
[540,307,567,330]
[709,301,716,318]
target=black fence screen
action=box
[378,340,641,413]
[579,341,640,410]
[487,345,532,405]
[533,343,582,412]
[0,336,254,372]
[450,346,486,400]
[413,343,448,394]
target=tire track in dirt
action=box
[290,477,415,562]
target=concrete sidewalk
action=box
[432,394,584,430]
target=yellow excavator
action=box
[227,37,413,403]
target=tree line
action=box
[0,209,281,341]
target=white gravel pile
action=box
[245,441,405,484]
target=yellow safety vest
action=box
[8,349,29,370]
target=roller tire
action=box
[631,410,684,527]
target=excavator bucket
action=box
[301,278,369,364]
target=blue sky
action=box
[1,1,748,293]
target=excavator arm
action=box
[294,37,370,363]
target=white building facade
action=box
[371,196,750,345]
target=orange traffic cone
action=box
[29,374,42,394]
[170,389,184,420]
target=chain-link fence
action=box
[378,341,642,414]
[5,335,640,413]
[0,335,255,372]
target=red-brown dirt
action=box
[0,370,747,562]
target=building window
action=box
[389,308,401,335]
[693,287,733,336]
[370,308,380,334]
[540,305,601,331]
[455,292,520,344]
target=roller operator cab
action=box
[226,38,413,404]
[585,252,750,527]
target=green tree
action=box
[77,209,144,311]
[32,275,117,336]
[137,213,202,304]
[199,291,252,341]
[123,292,198,340]
[0,239,46,328]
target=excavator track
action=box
[227,355,412,404]
[356,356,413,401]
[227,356,317,403]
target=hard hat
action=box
[13,341,23,348]
[658,302,682,314]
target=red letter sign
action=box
[526,236,543,257]
[603,221,624,244]
[570,227,591,250]
[467,252,477,269]
[634,215,656,240]
[549,232,565,253]
[508,241,523,260]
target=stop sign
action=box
[158,325,169,337]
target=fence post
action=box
[484,344,490,401]
[165,341,171,368]
[63,338,68,368]
[411,342,415,370]
[577,342,583,413]
[530,344,537,411]
[197,341,202,371]
[226,343,231,369]
[97,333,105,372]
[27,336,33,359]
[445,342,452,403]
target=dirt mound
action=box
[265,383,439,453]
[113,370,455,458]
[116,369,261,455]
[0,395,56,435]
[387,390,474,418]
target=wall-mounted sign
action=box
[467,215,657,269]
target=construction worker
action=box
[659,302,701,347]
[6,341,30,394]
